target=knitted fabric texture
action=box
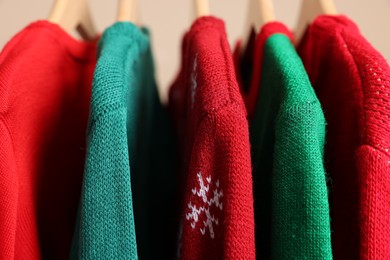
[169,17,255,259]
[234,22,332,259]
[0,21,96,259]
[298,15,390,259]
[71,22,179,260]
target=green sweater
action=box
[71,22,178,259]
[251,34,332,259]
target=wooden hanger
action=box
[295,0,337,43]
[242,0,275,50]
[48,0,97,41]
[117,0,140,24]
[194,0,210,18]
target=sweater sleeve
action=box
[357,145,390,259]
[0,119,18,259]
[180,103,255,260]
[273,101,332,259]
[74,109,138,259]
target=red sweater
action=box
[233,22,294,118]
[169,17,255,259]
[298,15,390,259]
[0,21,96,259]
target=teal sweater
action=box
[251,34,333,259]
[71,23,178,259]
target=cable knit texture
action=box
[72,22,178,259]
[169,17,255,259]
[0,21,97,259]
[298,15,390,259]
[234,22,332,259]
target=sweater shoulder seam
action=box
[86,104,127,136]
[0,115,16,158]
[276,99,322,119]
[360,144,390,159]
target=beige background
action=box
[0,1,389,101]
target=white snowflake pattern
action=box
[185,172,223,239]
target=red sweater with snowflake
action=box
[0,21,96,259]
[298,15,390,259]
[169,17,255,259]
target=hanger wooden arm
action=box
[48,0,97,40]
[194,0,209,18]
[247,0,276,32]
[295,0,337,43]
[117,0,140,24]
[241,0,275,50]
